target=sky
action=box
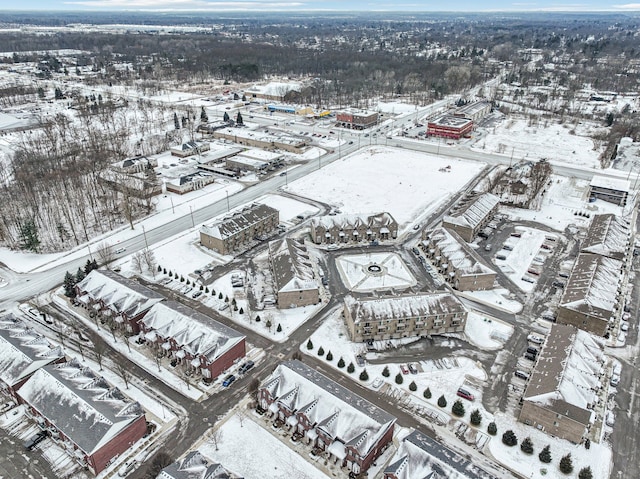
[2,1,640,12]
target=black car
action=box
[524,352,537,361]
[24,431,48,450]
[239,360,255,374]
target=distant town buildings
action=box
[268,238,320,309]
[336,109,379,130]
[343,292,467,342]
[258,360,396,475]
[426,115,473,139]
[442,192,500,242]
[244,81,301,102]
[170,141,211,158]
[519,324,605,444]
[309,212,398,245]
[200,203,279,255]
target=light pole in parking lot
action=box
[225,190,230,212]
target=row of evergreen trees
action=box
[63,259,99,298]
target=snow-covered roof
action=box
[310,212,397,231]
[443,192,499,230]
[262,360,395,457]
[581,214,630,260]
[559,253,622,320]
[269,238,318,293]
[385,430,497,479]
[215,127,307,147]
[524,323,604,425]
[424,227,495,276]
[245,81,300,97]
[200,203,278,241]
[590,175,630,193]
[139,301,244,363]
[345,292,466,324]
[158,450,242,479]
[76,270,164,318]
[0,314,64,387]
[17,358,145,455]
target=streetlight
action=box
[141,225,150,250]
[189,206,195,228]
[225,190,230,212]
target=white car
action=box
[371,378,383,389]
[621,322,629,332]
[327,244,339,251]
[114,247,126,254]
[606,411,615,427]
[528,334,545,345]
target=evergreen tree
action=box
[437,395,447,408]
[584,438,590,450]
[276,323,282,332]
[174,112,180,129]
[223,111,230,122]
[559,454,573,474]
[84,259,94,275]
[382,366,390,377]
[452,400,465,417]
[242,94,247,102]
[239,307,244,314]
[63,271,77,298]
[578,466,593,479]
[502,430,517,447]
[470,409,482,426]
[347,362,355,373]
[395,373,403,385]
[75,267,86,283]
[37,87,45,99]
[409,381,417,391]
[539,445,552,463]
[219,292,223,299]
[54,87,63,99]
[233,92,240,100]
[306,339,313,350]
[91,259,99,270]
[359,369,369,381]
[337,357,345,368]
[326,351,333,361]
[317,346,324,356]
[19,219,40,252]
[487,422,497,435]
[423,388,432,399]
[236,112,244,125]
[200,106,208,123]
[520,437,534,454]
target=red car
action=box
[400,364,409,375]
[457,387,475,401]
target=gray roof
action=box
[345,293,466,324]
[159,451,242,479]
[424,227,496,276]
[17,359,144,455]
[201,203,278,241]
[269,238,318,293]
[443,192,499,230]
[581,214,630,260]
[384,430,499,479]
[310,212,396,231]
[0,314,64,387]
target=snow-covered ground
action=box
[198,412,331,479]
[284,146,485,228]
[460,288,523,314]
[463,311,514,350]
[335,252,416,292]
[256,194,319,223]
[473,117,605,169]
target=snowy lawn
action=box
[463,312,514,350]
[199,413,330,479]
[256,194,319,223]
[460,288,523,314]
[284,146,485,228]
[335,252,416,292]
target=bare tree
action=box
[96,242,114,266]
[236,409,247,428]
[142,248,157,276]
[144,451,172,479]
[93,341,107,371]
[208,427,224,451]
[115,361,132,389]
[131,251,144,274]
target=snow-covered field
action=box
[284,146,485,228]
[335,252,416,292]
[473,117,605,169]
[464,311,514,350]
[257,194,318,223]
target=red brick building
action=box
[17,359,147,474]
[336,109,379,130]
[259,360,396,475]
[426,115,473,139]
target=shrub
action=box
[276,323,282,332]
[317,346,325,356]
[163,268,167,274]
[470,409,482,426]
[437,395,447,408]
[559,454,573,474]
[169,271,173,277]
[395,373,403,385]
[487,422,497,435]
[423,388,432,399]
[409,381,417,391]
[326,351,333,361]
[306,339,313,350]
[584,438,590,450]
[451,400,465,417]
[359,370,369,381]
[337,357,345,368]
[218,292,223,299]
[180,276,185,282]
[239,307,244,314]
[539,445,552,463]
[347,362,355,373]
[205,287,209,293]
[578,466,593,479]
[502,430,517,447]
[382,366,390,377]
[520,437,534,454]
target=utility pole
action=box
[226,190,230,212]
[189,206,195,228]
[141,225,150,250]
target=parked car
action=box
[371,378,383,389]
[400,364,409,375]
[552,281,565,288]
[408,363,418,374]
[456,387,474,401]
[514,370,530,380]
[485,244,492,251]
[24,431,48,450]
[222,374,236,387]
[327,244,339,251]
[528,334,544,345]
[356,355,366,367]
[524,352,537,361]
[502,244,514,251]
[496,254,507,260]
[239,360,255,374]
[526,346,539,356]
[192,291,203,299]
[510,232,522,238]
[621,322,629,332]
[610,375,620,387]
[606,411,615,427]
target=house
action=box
[426,115,473,139]
[170,141,211,158]
[309,212,398,245]
[589,175,630,206]
[138,301,246,382]
[200,203,279,255]
[336,109,379,130]
[421,227,497,291]
[442,192,500,242]
[258,360,396,475]
[384,429,498,479]
[164,171,217,195]
[0,314,65,399]
[343,292,467,342]
[268,238,320,309]
[556,252,623,336]
[581,214,631,261]
[519,324,605,443]
[17,359,147,474]
[111,156,158,174]
[159,451,243,479]
[74,269,165,334]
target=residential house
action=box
[343,293,467,342]
[170,141,211,158]
[159,451,243,479]
[269,238,320,309]
[442,192,500,242]
[258,360,396,475]
[309,212,397,245]
[581,214,631,261]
